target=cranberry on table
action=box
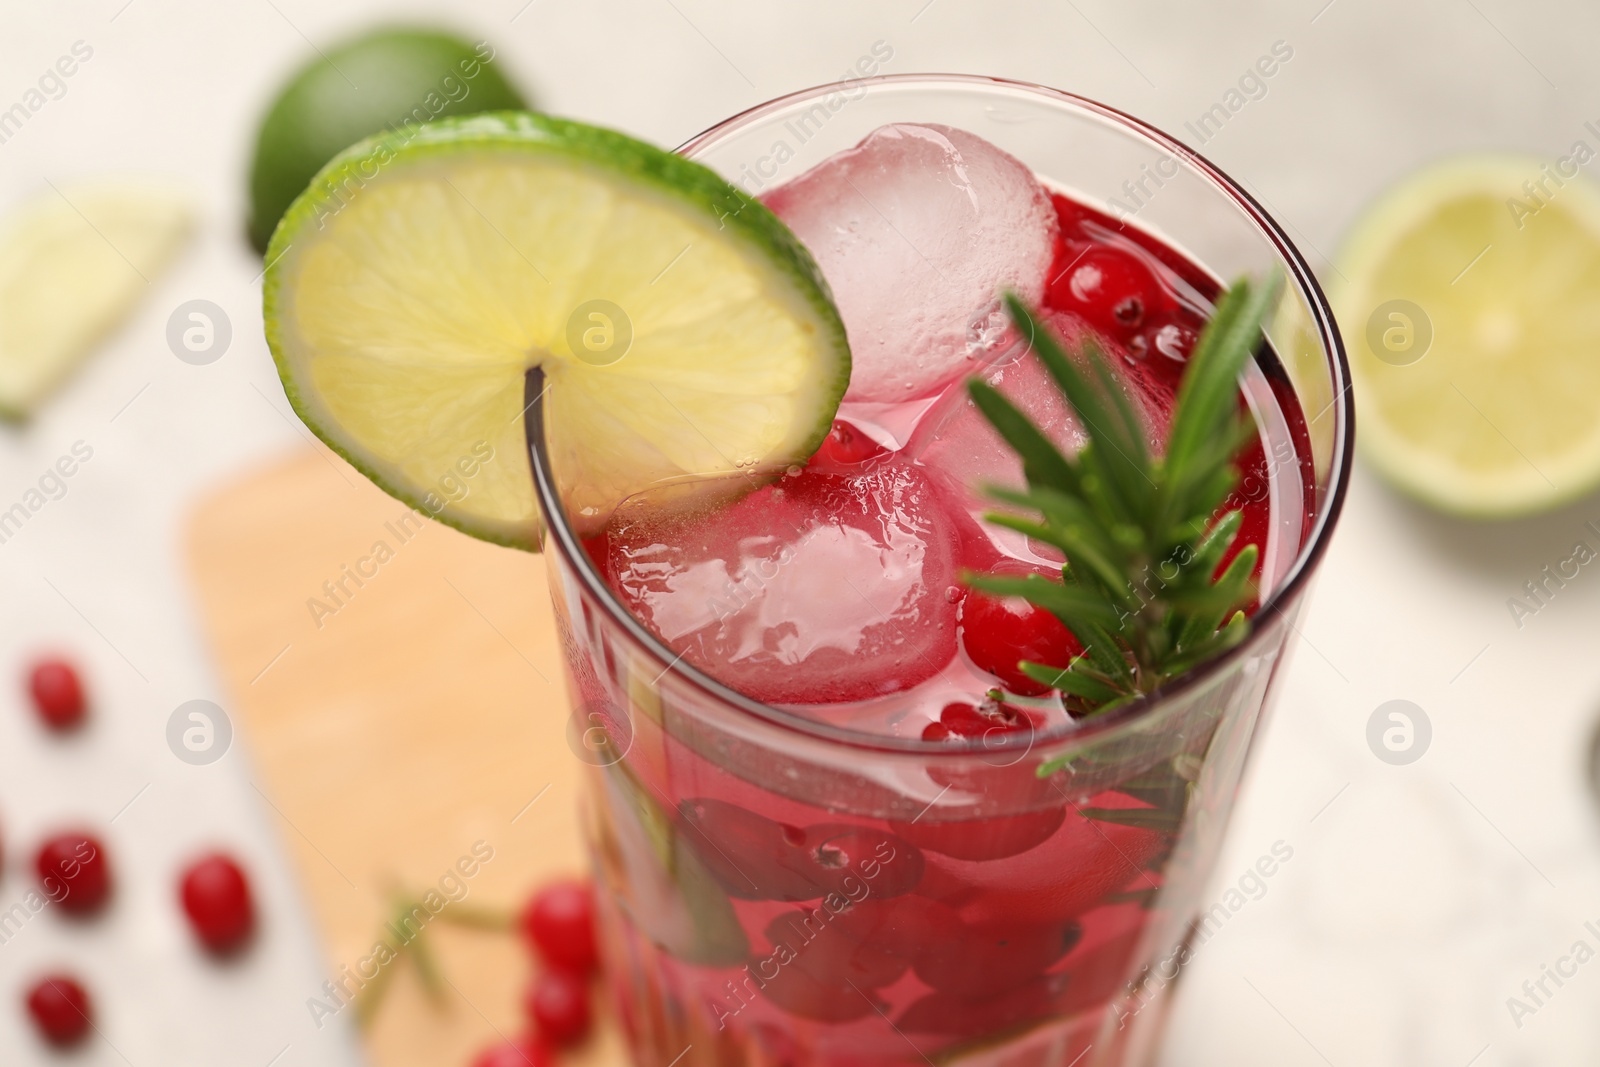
[470,1036,551,1067]
[524,969,591,1046]
[179,853,256,954]
[519,880,597,974]
[27,658,87,731]
[35,832,111,915]
[25,974,93,1047]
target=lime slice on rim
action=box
[263,111,849,548]
[0,183,192,418]
[1331,154,1600,517]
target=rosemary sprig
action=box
[967,275,1281,722]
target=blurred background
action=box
[3,0,1599,1065]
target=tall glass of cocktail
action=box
[531,76,1351,1067]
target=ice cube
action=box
[595,462,960,705]
[763,124,1058,404]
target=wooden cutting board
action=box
[186,444,628,1067]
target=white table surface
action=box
[3,1,1598,1064]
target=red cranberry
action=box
[920,699,1043,743]
[524,970,590,1046]
[898,703,1065,861]
[959,578,1083,697]
[761,962,882,1022]
[804,824,924,898]
[895,926,1150,1038]
[678,800,817,900]
[28,658,86,731]
[897,980,1057,1040]
[751,917,887,1023]
[763,908,906,988]
[812,419,888,468]
[470,1036,551,1067]
[36,832,111,915]
[1052,247,1158,334]
[520,880,598,975]
[917,792,1166,927]
[180,853,256,954]
[890,805,1065,863]
[25,975,93,1047]
[679,798,923,901]
[912,918,1081,997]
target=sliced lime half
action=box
[264,112,849,547]
[1332,154,1600,517]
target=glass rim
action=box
[528,72,1354,758]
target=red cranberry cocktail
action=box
[532,76,1351,1067]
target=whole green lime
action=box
[246,27,528,252]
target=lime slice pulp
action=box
[1332,155,1600,517]
[263,111,850,547]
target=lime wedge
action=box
[264,112,849,548]
[0,183,192,417]
[1331,155,1600,517]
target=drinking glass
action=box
[528,74,1352,1067]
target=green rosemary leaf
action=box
[1072,614,1136,689]
[986,485,1111,544]
[1164,285,1250,478]
[981,502,1128,603]
[1163,611,1251,678]
[965,572,1123,631]
[1117,761,1196,809]
[1018,660,1124,703]
[354,955,401,1028]
[970,272,1280,724]
[407,924,448,1005]
[1167,277,1280,478]
[1165,545,1257,617]
[1006,295,1143,524]
[1162,429,1248,528]
[967,379,1080,492]
[1088,345,1153,493]
[1076,805,1184,834]
[433,902,514,931]
[1188,509,1244,574]
[980,513,1064,549]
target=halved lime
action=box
[1331,155,1600,517]
[0,183,192,417]
[246,27,528,253]
[263,112,850,548]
